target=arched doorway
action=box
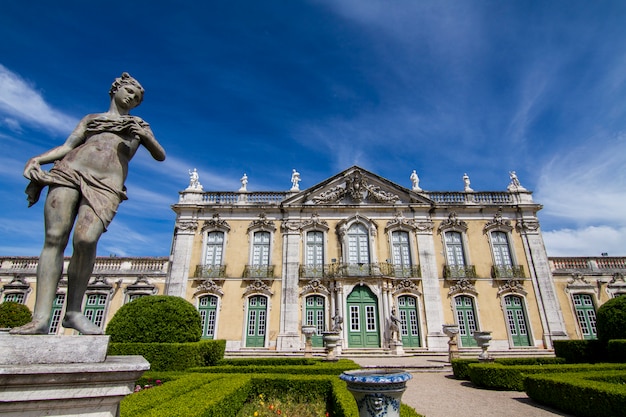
[347,286,380,348]
[246,295,267,347]
[398,295,421,347]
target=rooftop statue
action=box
[290,168,301,191]
[12,73,166,335]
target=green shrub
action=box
[0,301,32,328]
[190,358,359,375]
[469,363,626,391]
[451,358,479,380]
[217,357,317,366]
[106,295,201,343]
[524,370,626,417]
[608,339,626,363]
[108,339,225,371]
[553,339,606,363]
[597,296,626,344]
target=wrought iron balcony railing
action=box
[194,264,227,278]
[299,265,332,279]
[333,263,383,277]
[380,263,422,278]
[443,265,477,279]
[243,265,275,279]
[491,265,525,279]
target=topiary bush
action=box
[106,295,201,343]
[0,301,32,328]
[597,296,626,344]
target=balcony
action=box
[331,263,382,277]
[380,263,421,278]
[492,265,525,279]
[299,265,332,279]
[194,264,227,278]
[443,265,477,279]
[243,265,275,279]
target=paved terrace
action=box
[345,354,572,417]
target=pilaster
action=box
[276,220,302,351]
[165,218,197,298]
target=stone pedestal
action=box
[390,340,405,356]
[322,332,341,361]
[0,334,149,417]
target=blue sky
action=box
[1,1,625,257]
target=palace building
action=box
[2,166,625,354]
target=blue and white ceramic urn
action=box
[339,368,412,417]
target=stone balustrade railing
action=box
[0,257,169,275]
[550,257,626,272]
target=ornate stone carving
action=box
[195,278,224,297]
[483,208,512,233]
[312,169,399,205]
[124,275,157,295]
[438,212,468,234]
[248,213,276,233]
[497,279,527,297]
[243,278,274,297]
[300,278,329,296]
[515,219,540,233]
[448,277,477,296]
[281,220,302,233]
[281,213,329,232]
[2,275,30,292]
[414,221,435,233]
[385,212,416,232]
[392,278,421,295]
[202,214,230,232]
[87,276,113,293]
[176,220,198,233]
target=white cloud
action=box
[0,64,77,133]
[543,226,626,257]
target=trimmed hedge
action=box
[0,301,32,328]
[608,339,626,363]
[525,370,626,417]
[106,295,202,343]
[217,357,318,366]
[469,363,626,391]
[451,357,564,380]
[108,339,225,371]
[190,358,360,375]
[121,372,423,417]
[553,339,606,363]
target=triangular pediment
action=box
[282,166,433,206]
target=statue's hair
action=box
[109,72,144,103]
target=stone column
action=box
[277,221,302,351]
[165,219,197,298]
[517,218,568,348]
[415,221,448,350]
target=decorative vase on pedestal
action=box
[472,331,493,361]
[340,369,412,417]
[442,324,459,362]
[301,325,317,358]
[322,331,341,361]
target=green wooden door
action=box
[455,295,478,347]
[573,294,597,340]
[246,295,267,347]
[347,286,380,348]
[199,295,218,339]
[504,295,531,346]
[398,295,421,347]
[305,295,325,347]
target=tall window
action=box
[199,295,218,339]
[491,231,512,267]
[347,223,371,276]
[445,231,465,266]
[392,231,412,277]
[252,232,271,266]
[83,294,108,330]
[305,231,324,277]
[48,293,65,334]
[205,231,225,266]
[573,294,597,340]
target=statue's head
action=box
[109,72,144,104]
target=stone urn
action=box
[322,331,341,361]
[472,330,492,361]
[442,324,459,362]
[301,325,317,358]
[339,368,412,417]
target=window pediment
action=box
[483,209,513,233]
[438,212,468,234]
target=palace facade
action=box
[2,166,625,354]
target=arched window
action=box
[205,231,225,266]
[199,295,218,339]
[305,231,324,278]
[347,223,371,276]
